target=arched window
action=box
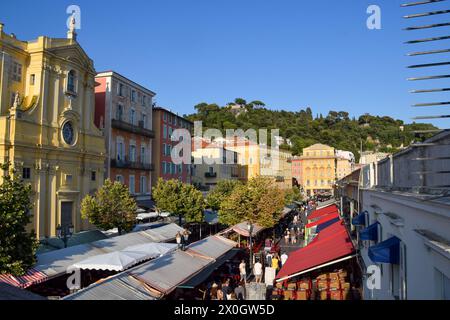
[67,70,76,93]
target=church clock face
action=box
[62,121,75,145]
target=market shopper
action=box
[284,228,290,244]
[175,232,182,249]
[272,254,280,273]
[239,260,247,282]
[234,281,246,300]
[281,252,288,266]
[254,260,263,283]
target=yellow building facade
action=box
[0,24,106,239]
[300,144,336,196]
[191,142,240,190]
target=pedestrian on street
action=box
[281,252,288,266]
[272,254,280,273]
[254,260,263,283]
[284,228,290,244]
[239,260,247,283]
[176,231,182,249]
[266,251,273,267]
[234,281,246,300]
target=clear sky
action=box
[1,0,448,128]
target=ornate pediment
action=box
[48,44,95,74]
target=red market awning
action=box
[276,222,355,282]
[307,204,339,221]
[0,268,48,289]
[305,212,340,229]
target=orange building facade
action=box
[95,71,155,204]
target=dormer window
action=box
[67,70,77,93]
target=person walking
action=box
[234,281,246,300]
[284,228,290,244]
[281,252,289,266]
[253,260,263,283]
[239,260,247,283]
[175,232,182,249]
[272,254,280,273]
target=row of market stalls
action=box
[64,235,238,300]
[0,223,184,296]
[273,203,362,300]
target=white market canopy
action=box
[72,251,144,272]
[136,212,159,221]
[71,243,178,272]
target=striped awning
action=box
[0,268,48,289]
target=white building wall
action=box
[360,189,450,300]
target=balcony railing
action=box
[111,119,155,138]
[205,172,217,178]
[111,158,154,171]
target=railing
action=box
[111,119,155,138]
[205,172,217,178]
[111,158,154,171]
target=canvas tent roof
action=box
[34,223,183,280]
[0,283,47,300]
[276,220,355,281]
[64,274,159,300]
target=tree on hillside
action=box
[219,177,285,228]
[81,179,137,235]
[152,178,205,225]
[0,163,38,276]
[206,179,242,211]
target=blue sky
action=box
[1,0,448,128]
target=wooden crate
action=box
[287,283,297,290]
[298,280,311,290]
[284,290,294,300]
[319,290,328,300]
[329,272,339,281]
[329,280,341,290]
[317,273,328,281]
[317,280,329,290]
[296,290,310,300]
[330,290,343,301]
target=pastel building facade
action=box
[94,71,155,203]
[300,144,336,196]
[152,106,193,188]
[191,140,239,190]
[0,24,106,238]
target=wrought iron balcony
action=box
[111,158,154,171]
[111,119,155,138]
[205,172,217,178]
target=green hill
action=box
[185,98,438,161]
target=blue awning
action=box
[360,222,379,241]
[352,211,367,226]
[368,236,400,264]
[316,217,340,233]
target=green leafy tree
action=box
[219,177,285,228]
[206,179,242,211]
[284,187,303,205]
[0,163,38,276]
[152,178,205,225]
[81,179,137,235]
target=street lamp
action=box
[247,222,254,273]
[56,224,74,248]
